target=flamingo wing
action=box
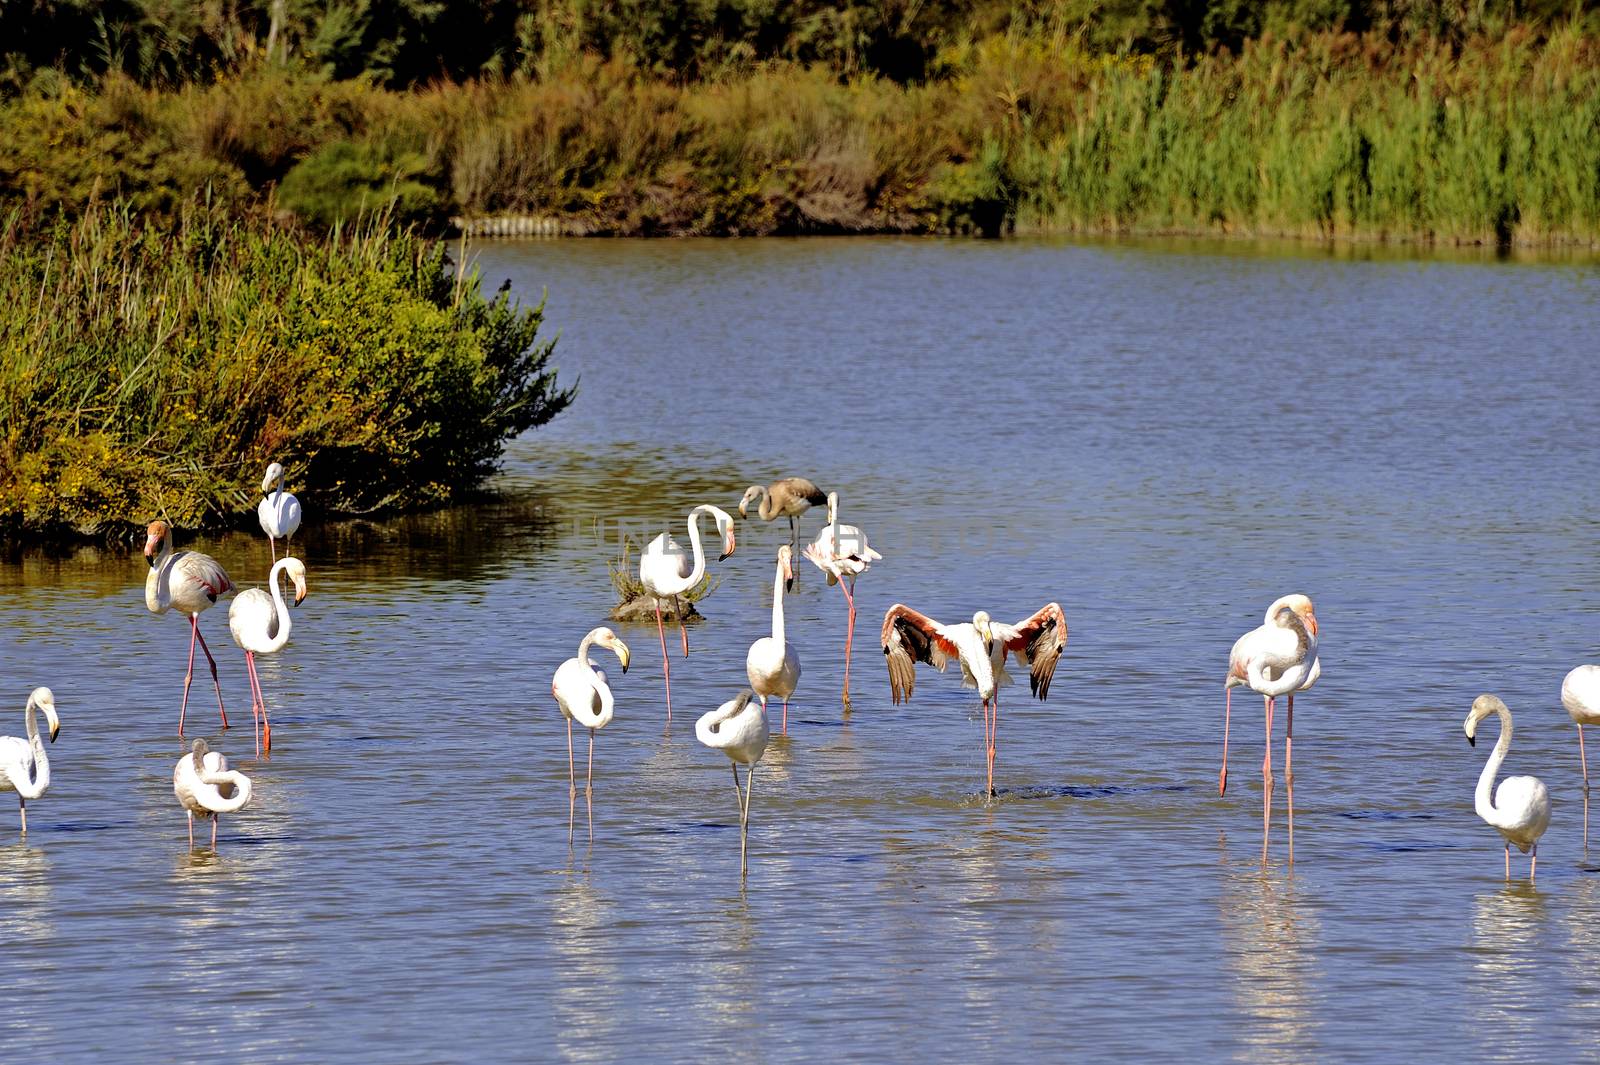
[175,550,234,601]
[993,602,1068,700]
[881,604,960,705]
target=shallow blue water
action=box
[2,235,1598,1061]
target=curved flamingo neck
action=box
[17,696,49,798]
[770,558,786,645]
[260,558,295,653]
[682,505,717,589]
[572,632,613,726]
[754,487,776,521]
[1476,705,1513,826]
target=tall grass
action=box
[3,30,1597,245]
[0,204,575,536]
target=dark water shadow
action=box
[999,782,1195,801]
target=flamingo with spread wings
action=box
[881,602,1067,796]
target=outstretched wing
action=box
[994,602,1067,700]
[881,604,959,705]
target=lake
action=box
[2,235,1598,1061]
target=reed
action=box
[0,204,575,537]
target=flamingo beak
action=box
[1305,611,1319,637]
[719,529,736,561]
[294,587,308,606]
[49,721,60,742]
[618,644,631,673]
[1467,733,1476,747]
[144,532,160,566]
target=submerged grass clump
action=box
[0,205,575,536]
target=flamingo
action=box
[1464,694,1552,880]
[0,688,59,834]
[747,545,802,733]
[227,556,308,756]
[145,520,234,736]
[173,738,253,849]
[638,504,736,720]
[739,477,826,552]
[257,462,302,563]
[696,689,769,877]
[1561,663,1600,846]
[802,492,882,707]
[552,626,631,841]
[882,603,1067,797]
[1220,598,1318,860]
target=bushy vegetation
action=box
[0,205,575,536]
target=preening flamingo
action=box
[747,545,801,733]
[1561,663,1600,846]
[1464,694,1551,880]
[257,462,302,563]
[0,688,59,834]
[145,520,234,736]
[174,738,253,849]
[1221,598,1318,860]
[696,689,769,877]
[739,477,826,552]
[882,603,1067,797]
[638,504,736,720]
[228,556,308,756]
[552,626,630,841]
[802,492,881,707]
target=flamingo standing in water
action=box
[882,603,1066,797]
[1464,694,1551,880]
[638,504,736,720]
[747,545,802,733]
[552,626,630,841]
[257,462,302,563]
[803,492,881,707]
[145,520,234,736]
[0,688,59,834]
[174,738,254,849]
[1221,598,1318,860]
[228,556,308,755]
[739,477,826,553]
[696,689,769,877]
[1561,663,1600,846]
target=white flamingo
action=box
[145,520,234,736]
[696,689,769,877]
[257,462,302,563]
[1561,663,1600,846]
[638,504,736,720]
[802,492,882,707]
[173,738,253,849]
[739,477,826,552]
[1464,694,1551,880]
[227,556,308,756]
[0,688,59,835]
[747,545,801,733]
[1220,597,1318,860]
[882,603,1067,796]
[552,626,630,841]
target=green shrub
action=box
[277,138,446,229]
[0,203,575,536]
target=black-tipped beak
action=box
[146,553,158,569]
[621,661,629,674]
[49,724,60,742]
[719,551,731,562]
[294,590,307,606]
[1467,734,1476,747]
[986,640,995,656]
[785,577,795,593]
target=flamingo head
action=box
[715,510,737,561]
[825,491,840,525]
[592,627,631,673]
[29,688,58,742]
[190,737,210,771]
[1269,593,1317,637]
[261,461,286,494]
[282,557,309,605]
[778,544,795,592]
[144,520,171,566]
[738,485,763,519]
[1464,693,1507,747]
[973,610,995,655]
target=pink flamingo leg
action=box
[586,730,596,842]
[675,595,689,658]
[211,816,219,848]
[269,536,278,563]
[1286,692,1295,863]
[192,621,228,729]
[1220,684,1232,796]
[247,651,272,755]
[1504,842,1510,880]
[1581,725,1590,849]
[1262,694,1275,861]
[991,693,1001,795]
[781,697,789,734]
[567,717,576,844]
[653,600,673,721]
[840,577,857,705]
[1531,842,1537,881]
[187,811,194,849]
[242,651,261,757]
[178,615,201,736]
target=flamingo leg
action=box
[789,516,798,554]
[1505,842,1510,880]
[731,762,744,872]
[740,763,757,878]
[18,797,25,835]
[675,595,689,657]
[269,535,277,563]
[840,577,857,706]
[193,620,228,729]
[178,615,201,736]
[654,600,673,721]
[567,717,576,845]
[781,696,789,735]
[1531,842,1538,881]
[1221,684,1232,796]
[187,811,194,849]
[212,816,219,849]
[586,730,595,844]
[1262,695,1275,862]
[1286,692,1294,864]
[243,652,264,757]
[253,653,272,753]
[991,693,1001,797]
[1582,725,1590,851]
